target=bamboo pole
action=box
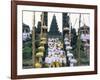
[78,14,81,65]
[41,12,44,37]
[32,12,35,67]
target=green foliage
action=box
[23,38,32,59]
[23,41,32,48]
[23,46,32,59]
[72,37,89,66]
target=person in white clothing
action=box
[45,55,53,67]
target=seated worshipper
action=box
[48,49,55,57]
[60,50,64,55]
[53,48,59,55]
[57,44,61,51]
[59,55,63,67]
[51,54,60,67]
[48,42,54,49]
[62,55,67,66]
[48,38,52,42]
[59,53,66,67]
[45,54,53,67]
[48,51,52,56]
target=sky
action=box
[23,11,90,32]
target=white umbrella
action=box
[65,41,70,45]
[64,38,68,41]
[66,46,72,50]
[70,58,77,63]
[80,34,90,41]
[63,27,70,30]
[67,52,73,57]
[84,43,90,47]
[69,58,77,67]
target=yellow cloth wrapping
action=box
[51,62,60,67]
[40,41,46,45]
[36,52,44,57]
[40,37,46,41]
[34,62,42,68]
[38,46,45,51]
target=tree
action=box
[48,14,61,36]
[71,28,77,50]
[72,34,89,66]
[36,21,41,34]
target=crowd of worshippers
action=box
[44,38,67,67]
